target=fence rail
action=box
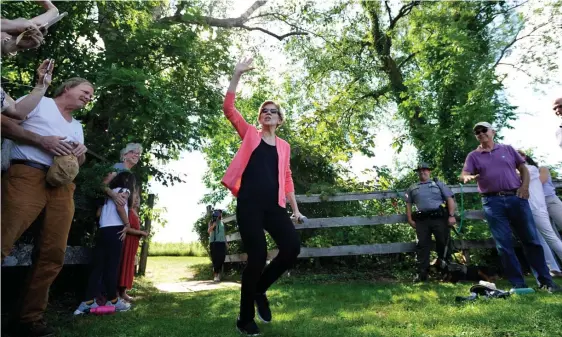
[224,181,562,263]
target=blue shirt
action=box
[113,162,129,172]
[405,180,454,211]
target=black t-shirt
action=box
[238,139,279,204]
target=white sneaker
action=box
[105,298,131,312]
[73,300,99,315]
[214,274,220,282]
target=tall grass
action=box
[148,241,208,257]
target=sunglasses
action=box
[260,108,279,114]
[474,127,488,135]
[554,104,562,111]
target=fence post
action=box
[137,193,155,276]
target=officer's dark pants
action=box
[415,217,451,277]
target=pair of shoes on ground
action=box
[236,293,272,336]
[73,297,131,315]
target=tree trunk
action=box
[137,194,155,276]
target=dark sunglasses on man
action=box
[474,127,488,135]
[553,104,562,111]
[260,108,279,114]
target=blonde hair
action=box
[53,77,94,97]
[257,100,284,128]
[120,143,143,161]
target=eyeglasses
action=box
[260,108,279,114]
[474,127,488,135]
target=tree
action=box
[0,1,243,244]
[279,0,561,181]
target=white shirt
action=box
[10,97,84,166]
[526,164,549,216]
[556,126,562,149]
[99,188,130,228]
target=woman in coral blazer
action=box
[222,57,304,336]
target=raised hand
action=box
[36,59,54,87]
[234,57,254,75]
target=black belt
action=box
[11,160,50,173]
[413,208,446,220]
[481,190,517,197]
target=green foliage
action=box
[2,1,234,243]
[194,0,562,252]
[148,242,207,257]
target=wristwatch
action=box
[449,213,455,217]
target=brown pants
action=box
[1,164,75,322]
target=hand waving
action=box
[234,57,255,75]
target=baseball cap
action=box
[46,154,79,187]
[413,162,432,171]
[473,122,494,130]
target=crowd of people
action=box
[1,2,148,336]
[222,59,562,336]
[1,2,562,337]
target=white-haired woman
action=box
[102,143,143,207]
[223,58,303,336]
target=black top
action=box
[238,139,279,204]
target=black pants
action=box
[415,217,451,276]
[85,226,124,301]
[236,200,301,322]
[210,241,226,273]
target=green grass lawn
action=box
[51,257,562,337]
[144,256,210,284]
[148,242,208,257]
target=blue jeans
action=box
[482,195,553,287]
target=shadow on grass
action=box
[51,277,561,337]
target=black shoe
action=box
[11,320,55,337]
[236,317,260,336]
[413,274,428,283]
[540,283,562,294]
[255,293,271,323]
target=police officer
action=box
[405,162,457,282]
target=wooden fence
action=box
[223,182,562,263]
[2,193,155,270]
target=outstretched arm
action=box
[30,0,59,28]
[224,57,255,139]
[3,59,53,120]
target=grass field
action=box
[49,257,562,337]
[148,242,207,257]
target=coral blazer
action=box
[221,92,294,208]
